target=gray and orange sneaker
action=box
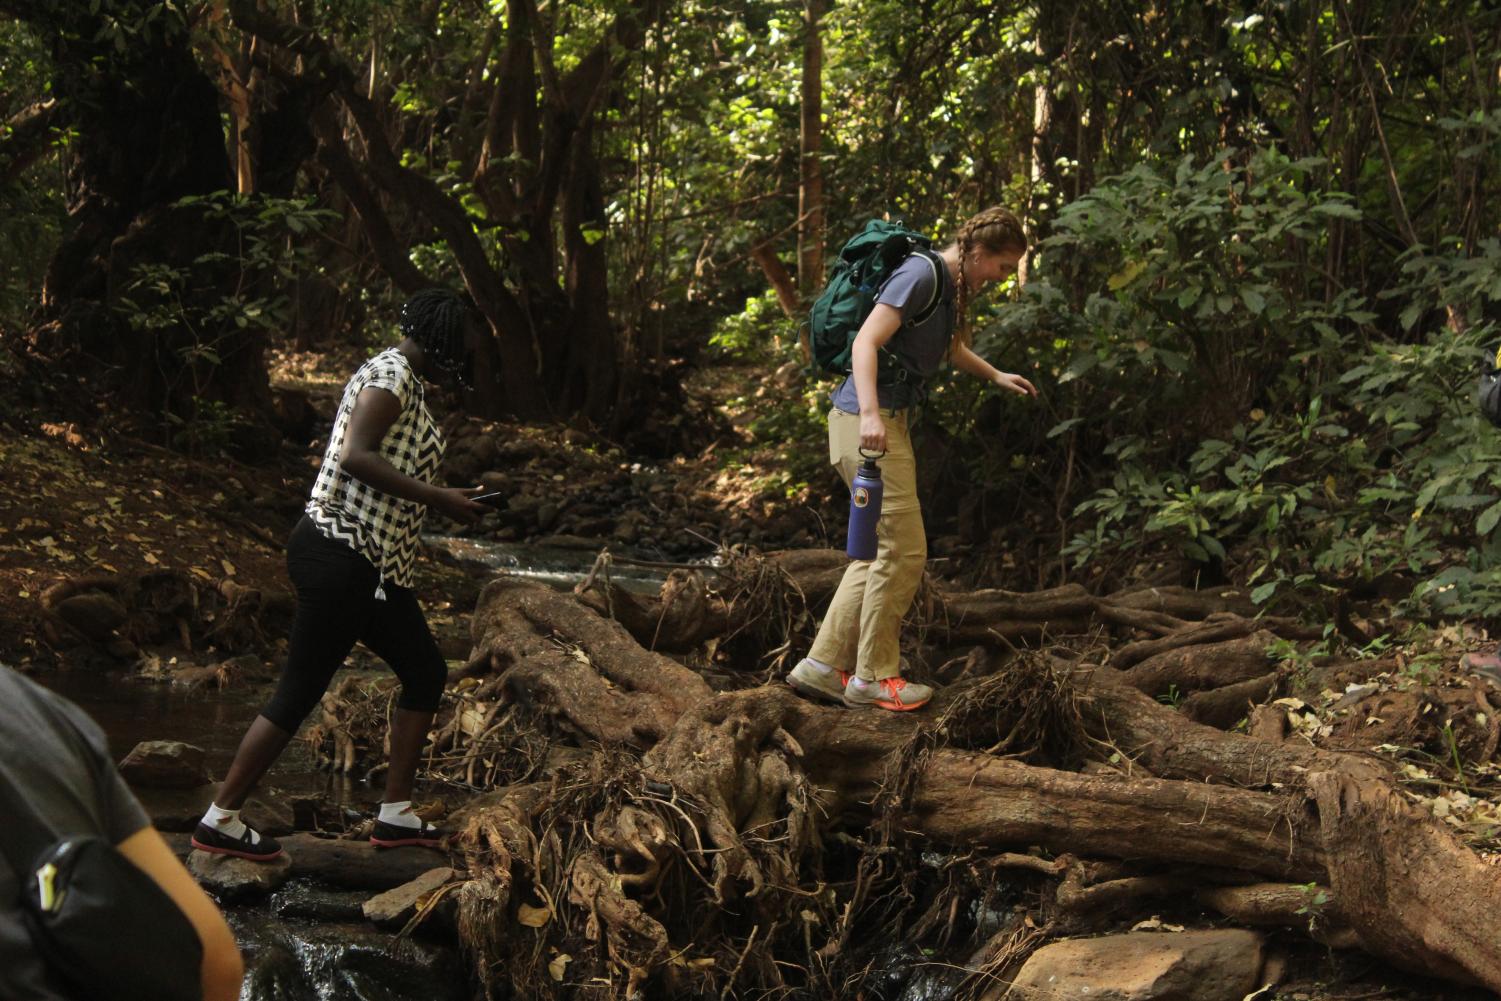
[787,657,851,705]
[843,676,933,712]
[1462,649,1501,685]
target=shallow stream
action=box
[37,539,680,1000]
[424,532,720,594]
[39,540,970,1001]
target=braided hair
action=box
[399,288,477,388]
[952,206,1027,348]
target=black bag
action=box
[1480,345,1501,428]
[0,776,203,1001]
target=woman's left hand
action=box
[993,371,1038,398]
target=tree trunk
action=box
[230,0,667,425]
[797,0,825,299]
[4,1,274,431]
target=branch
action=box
[750,243,799,318]
[1335,0,1474,334]
[0,98,58,187]
[310,108,431,295]
[228,0,536,349]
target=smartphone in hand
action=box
[473,491,506,507]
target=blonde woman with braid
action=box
[788,207,1037,711]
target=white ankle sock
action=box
[379,800,421,829]
[201,803,259,844]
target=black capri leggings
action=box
[261,516,447,733]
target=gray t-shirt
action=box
[830,251,955,412]
[0,668,152,1001]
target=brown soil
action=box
[0,344,818,672]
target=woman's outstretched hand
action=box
[430,485,491,523]
[993,371,1038,398]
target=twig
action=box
[720,923,759,1001]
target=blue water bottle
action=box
[846,452,884,560]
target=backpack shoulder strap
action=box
[905,249,944,327]
[873,247,944,327]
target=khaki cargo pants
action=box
[808,408,926,681]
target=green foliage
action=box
[717,368,831,502]
[1294,881,1332,934]
[0,20,62,331]
[164,397,243,456]
[113,192,337,453]
[708,290,797,360]
[1018,143,1501,615]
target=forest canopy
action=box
[1,0,1500,619]
[8,4,1501,999]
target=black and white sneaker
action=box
[370,819,451,849]
[190,822,285,862]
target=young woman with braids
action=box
[193,289,492,860]
[788,207,1037,711]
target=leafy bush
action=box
[114,191,337,454]
[708,289,799,361]
[987,147,1501,617]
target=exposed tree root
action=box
[1196,882,1362,950]
[1121,631,1279,698]
[1179,670,1282,729]
[574,550,1316,667]
[313,558,1501,997]
[38,568,293,666]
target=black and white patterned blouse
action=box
[306,348,445,597]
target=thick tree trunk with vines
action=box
[2,2,274,432]
[228,0,663,426]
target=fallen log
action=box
[1121,631,1278,697]
[1083,667,1501,988]
[424,570,1501,995]
[163,832,449,891]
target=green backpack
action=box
[809,219,944,376]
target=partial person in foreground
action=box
[194,289,492,861]
[0,666,243,1001]
[789,207,1038,712]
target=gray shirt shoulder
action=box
[830,251,955,411]
[0,668,151,1000]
